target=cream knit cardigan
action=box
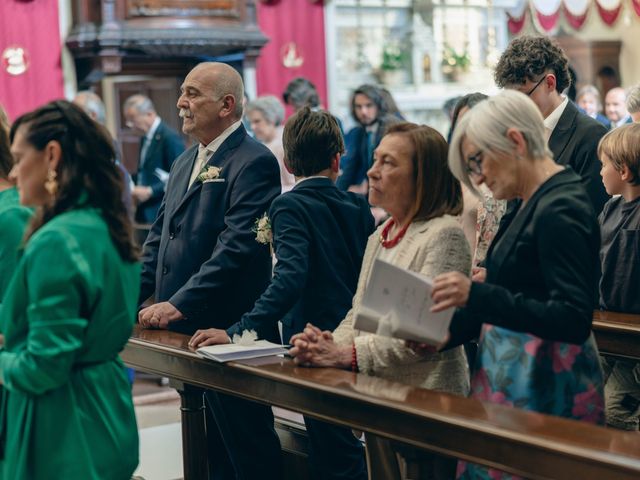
[333,215,471,395]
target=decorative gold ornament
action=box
[45,168,58,196]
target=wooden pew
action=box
[593,310,640,360]
[122,325,640,480]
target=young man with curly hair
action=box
[494,35,609,214]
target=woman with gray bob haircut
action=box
[426,90,605,478]
[246,95,285,127]
[448,90,551,194]
[245,95,295,191]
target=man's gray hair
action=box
[627,84,640,114]
[123,94,156,115]
[449,90,551,194]
[74,90,107,125]
[576,85,602,109]
[246,96,285,126]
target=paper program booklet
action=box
[353,259,454,345]
[196,340,288,363]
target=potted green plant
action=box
[441,45,471,82]
[379,43,410,86]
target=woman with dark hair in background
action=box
[0,103,31,301]
[1,100,140,479]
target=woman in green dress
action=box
[0,109,31,302]
[1,101,140,479]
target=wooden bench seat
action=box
[593,310,640,360]
[122,325,640,480]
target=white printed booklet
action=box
[353,259,454,345]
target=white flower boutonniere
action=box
[197,165,223,183]
[253,213,272,245]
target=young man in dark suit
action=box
[123,94,185,223]
[494,35,609,215]
[337,84,398,196]
[137,62,282,479]
[190,107,375,480]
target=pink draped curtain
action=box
[255,0,328,118]
[0,0,63,121]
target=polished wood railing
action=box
[592,310,640,360]
[122,325,640,480]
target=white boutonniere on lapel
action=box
[197,165,224,184]
[253,213,273,245]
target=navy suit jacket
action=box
[549,100,609,214]
[226,177,374,342]
[139,125,281,337]
[136,120,185,223]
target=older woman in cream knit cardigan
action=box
[290,122,471,480]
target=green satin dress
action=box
[0,206,140,479]
[0,187,31,304]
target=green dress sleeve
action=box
[0,230,92,395]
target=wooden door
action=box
[111,77,190,175]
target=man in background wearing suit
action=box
[123,94,184,224]
[137,62,282,479]
[189,107,374,480]
[605,87,633,128]
[494,35,609,215]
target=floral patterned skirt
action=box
[456,324,605,480]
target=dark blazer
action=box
[549,100,609,214]
[139,125,281,337]
[226,177,375,341]
[337,115,397,191]
[135,120,185,223]
[449,168,600,346]
[594,113,611,130]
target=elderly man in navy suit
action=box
[137,62,282,479]
[123,94,184,223]
[190,107,374,480]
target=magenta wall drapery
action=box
[255,0,328,118]
[0,0,63,121]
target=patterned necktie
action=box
[188,146,211,189]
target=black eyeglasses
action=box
[465,150,483,177]
[525,75,547,97]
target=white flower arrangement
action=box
[253,213,272,245]
[197,165,223,183]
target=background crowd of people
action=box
[0,32,639,480]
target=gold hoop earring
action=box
[45,168,58,196]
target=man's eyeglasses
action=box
[466,150,483,177]
[525,75,547,97]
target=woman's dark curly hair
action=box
[494,36,571,94]
[9,100,139,262]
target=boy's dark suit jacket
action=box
[135,120,185,223]
[549,100,609,214]
[139,125,281,338]
[449,168,600,346]
[227,176,373,480]
[227,176,375,341]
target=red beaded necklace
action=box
[379,219,410,249]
